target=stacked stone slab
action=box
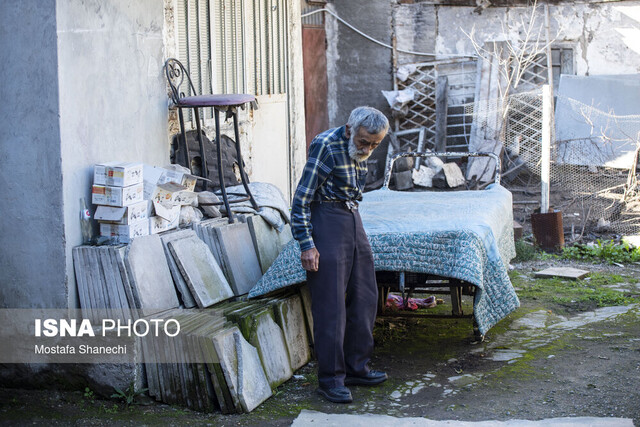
[159,229,199,308]
[270,294,312,371]
[224,303,293,389]
[72,245,136,323]
[167,235,234,308]
[192,220,263,296]
[123,234,180,316]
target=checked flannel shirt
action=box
[291,126,368,252]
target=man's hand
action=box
[301,248,320,272]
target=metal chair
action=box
[164,58,259,223]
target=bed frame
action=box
[375,151,502,341]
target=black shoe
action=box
[316,386,353,403]
[344,370,388,386]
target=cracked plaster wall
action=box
[326,1,640,110]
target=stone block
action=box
[393,170,414,191]
[442,162,465,187]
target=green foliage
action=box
[83,387,94,401]
[561,240,640,264]
[513,239,552,262]
[110,382,148,408]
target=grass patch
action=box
[512,272,639,313]
[561,240,640,264]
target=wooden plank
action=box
[435,75,449,153]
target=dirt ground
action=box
[1,258,639,426]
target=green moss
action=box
[511,272,639,314]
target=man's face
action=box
[348,126,386,162]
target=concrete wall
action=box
[0,0,67,308]
[56,0,170,307]
[326,2,393,127]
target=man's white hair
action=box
[347,106,389,135]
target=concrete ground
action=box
[1,258,639,426]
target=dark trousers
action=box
[307,202,378,389]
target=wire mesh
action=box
[465,89,640,236]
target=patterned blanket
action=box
[248,184,519,334]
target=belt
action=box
[313,199,359,211]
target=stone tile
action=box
[212,326,272,413]
[160,229,199,308]
[272,295,311,371]
[299,285,314,345]
[168,236,234,308]
[276,224,294,253]
[247,215,281,273]
[213,222,263,296]
[235,306,293,389]
[124,235,180,316]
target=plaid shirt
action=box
[291,126,368,251]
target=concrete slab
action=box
[272,295,311,371]
[160,229,198,308]
[292,411,634,426]
[124,234,180,316]
[213,222,263,296]
[247,215,281,273]
[276,224,294,253]
[168,236,234,308]
[534,267,590,280]
[212,326,272,413]
[235,306,293,389]
[299,285,314,344]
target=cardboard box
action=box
[158,169,197,192]
[152,182,197,206]
[99,219,149,242]
[149,215,179,234]
[143,164,198,199]
[152,200,181,222]
[94,200,149,225]
[92,183,144,207]
[143,165,166,200]
[94,162,143,187]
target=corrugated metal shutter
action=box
[175,0,288,102]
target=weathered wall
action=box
[426,2,640,74]
[326,1,394,126]
[56,0,170,307]
[0,0,67,308]
[326,1,640,109]
[162,0,306,201]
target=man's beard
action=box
[348,135,372,162]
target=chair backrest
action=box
[164,58,198,105]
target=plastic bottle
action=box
[80,197,92,245]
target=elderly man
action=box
[291,106,389,403]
